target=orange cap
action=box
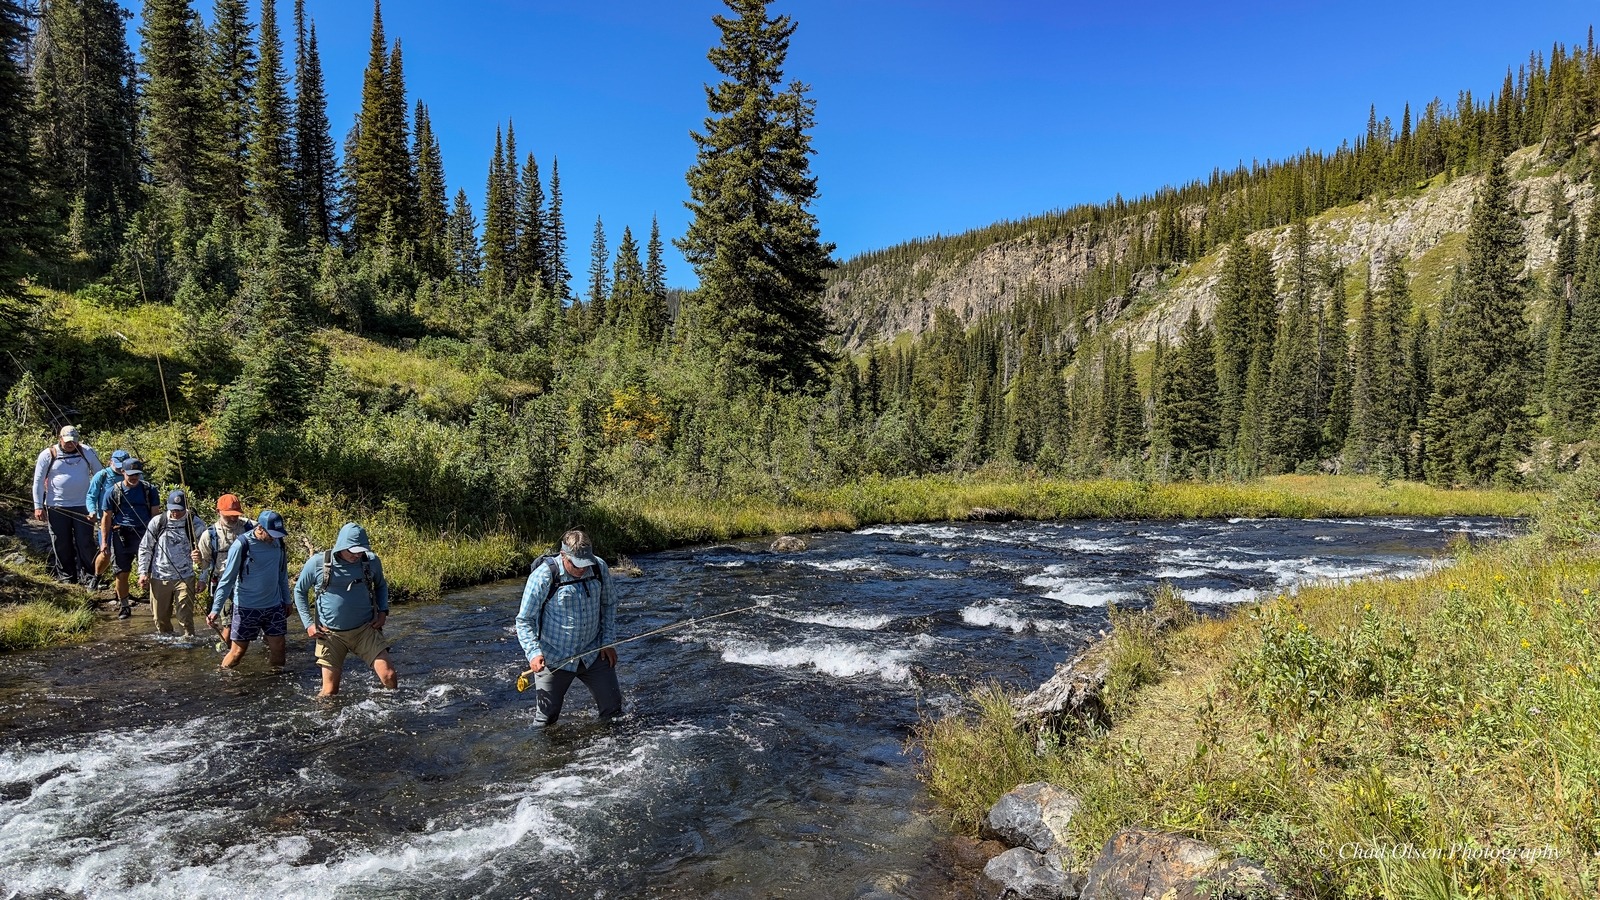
[216,493,243,514]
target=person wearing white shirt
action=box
[30,425,103,584]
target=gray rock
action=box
[1079,828,1285,900]
[985,781,1080,853]
[769,535,808,553]
[982,846,1083,900]
[968,507,1021,522]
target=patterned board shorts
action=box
[230,605,288,642]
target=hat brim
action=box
[263,528,287,538]
[124,469,143,476]
[346,545,372,556]
[562,551,597,570]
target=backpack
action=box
[529,554,602,642]
[310,549,378,630]
[44,445,97,480]
[146,513,198,571]
[107,481,158,523]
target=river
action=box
[0,515,1515,899]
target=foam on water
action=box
[1021,568,1137,607]
[777,610,897,631]
[0,719,707,899]
[714,636,924,683]
[960,600,1073,633]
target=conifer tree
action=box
[292,5,337,243]
[643,215,669,341]
[515,153,546,286]
[545,158,571,300]
[482,128,508,290]
[500,123,520,286]
[587,216,609,327]
[1559,208,1600,433]
[1264,221,1321,471]
[29,0,140,258]
[1161,308,1221,464]
[1424,153,1531,484]
[413,101,447,268]
[445,188,480,287]
[353,0,410,244]
[611,225,647,337]
[1320,261,1351,455]
[676,0,836,388]
[1348,277,1380,470]
[205,0,257,227]
[250,0,293,228]
[140,0,210,207]
[1,0,44,357]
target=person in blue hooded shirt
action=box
[207,510,293,669]
[293,522,398,697]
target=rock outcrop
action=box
[769,535,808,552]
[984,782,1081,853]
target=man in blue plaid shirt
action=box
[515,529,622,727]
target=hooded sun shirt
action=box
[293,523,390,631]
[210,531,291,614]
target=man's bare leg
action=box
[221,640,249,668]
[372,652,398,690]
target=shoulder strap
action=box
[318,548,334,594]
[532,555,562,642]
[151,514,169,539]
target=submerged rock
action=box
[983,846,1083,899]
[985,781,1080,853]
[769,535,808,552]
[1079,828,1283,900]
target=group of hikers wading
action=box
[29,427,626,721]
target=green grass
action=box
[1408,231,1468,314]
[0,538,95,651]
[315,329,538,416]
[912,470,1597,898]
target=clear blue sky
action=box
[134,1,1598,288]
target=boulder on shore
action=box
[968,507,1022,522]
[769,535,808,552]
[983,847,1084,900]
[985,781,1081,853]
[1079,828,1283,900]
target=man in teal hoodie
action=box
[207,510,293,669]
[293,522,398,697]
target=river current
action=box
[0,515,1515,899]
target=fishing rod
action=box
[515,604,762,692]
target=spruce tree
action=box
[1163,307,1222,463]
[611,225,647,338]
[643,215,669,341]
[515,153,546,286]
[140,0,210,207]
[205,0,257,228]
[292,6,337,243]
[413,101,448,268]
[482,128,508,290]
[250,0,293,228]
[353,0,410,244]
[29,0,140,258]
[1544,206,1578,424]
[1264,221,1321,472]
[1560,214,1600,433]
[676,0,836,388]
[445,188,480,287]
[587,215,609,328]
[1348,276,1380,470]
[500,122,520,286]
[1423,153,1531,484]
[0,0,44,360]
[1320,261,1351,455]
[545,158,571,300]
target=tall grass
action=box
[911,469,1598,897]
[0,538,95,651]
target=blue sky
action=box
[135,1,1598,287]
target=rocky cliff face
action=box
[826,148,1590,353]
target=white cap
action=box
[58,425,81,442]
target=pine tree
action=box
[383,39,415,240]
[676,0,836,388]
[1348,276,1380,470]
[140,0,210,207]
[413,101,447,269]
[28,0,140,258]
[587,215,609,328]
[482,128,508,290]
[1264,221,1321,472]
[500,122,520,286]
[292,5,337,243]
[205,0,257,227]
[1424,153,1531,484]
[250,0,293,228]
[1320,260,1351,455]
[1560,204,1600,433]
[1161,307,1222,464]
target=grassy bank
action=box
[915,471,1598,898]
[0,537,95,651]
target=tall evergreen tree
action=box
[643,215,669,340]
[250,0,293,227]
[413,101,447,269]
[545,158,570,299]
[292,5,337,243]
[676,0,836,388]
[1424,153,1531,484]
[204,0,256,227]
[1,0,45,361]
[1320,260,1351,455]
[515,153,546,287]
[1158,308,1222,465]
[1348,276,1381,470]
[482,128,510,290]
[587,215,609,327]
[445,187,480,287]
[352,0,410,244]
[1263,221,1321,471]
[500,122,520,286]
[29,0,140,258]
[611,225,647,338]
[140,0,210,207]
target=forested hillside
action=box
[2,0,1595,592]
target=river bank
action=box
[915,469,1598,898]
[0,473,1538,654]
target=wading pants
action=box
[149,578,197,636]
[531,656,623,728]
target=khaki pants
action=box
[149,578,197,636]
